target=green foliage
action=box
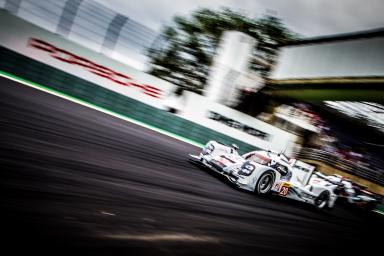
[147,8,298,94]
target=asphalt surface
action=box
[1,76,383,256]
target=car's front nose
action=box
[228,169,239,181]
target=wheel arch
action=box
[254,168,276,194]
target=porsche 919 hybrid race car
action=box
[189,141,342,210]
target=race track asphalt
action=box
[1,76,383,256]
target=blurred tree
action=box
[147,8,298,94]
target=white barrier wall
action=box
[178,92,298,155]
[0,10,175,108]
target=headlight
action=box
[238,162,255,176]
[202,144,214,155]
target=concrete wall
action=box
[178,92,298,155]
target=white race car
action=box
[189,141,341,210]
[326,174,379,210]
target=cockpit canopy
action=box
[242,151,290,176]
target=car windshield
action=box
[244,153,270,165]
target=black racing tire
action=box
[254,171,274,195]
[315,191,330,210]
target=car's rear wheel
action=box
[315,191,330,210]
[255,171,274,195]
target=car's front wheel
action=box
[255,171,274,195]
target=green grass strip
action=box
[0,70,204,148]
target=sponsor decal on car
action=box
[274,182,291,196]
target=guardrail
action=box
[296,148,384,186]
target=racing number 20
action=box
[279,186,289,196]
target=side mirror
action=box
[277,165,288,176]
[231,144,239,151]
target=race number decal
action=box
[279,186,289,196]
